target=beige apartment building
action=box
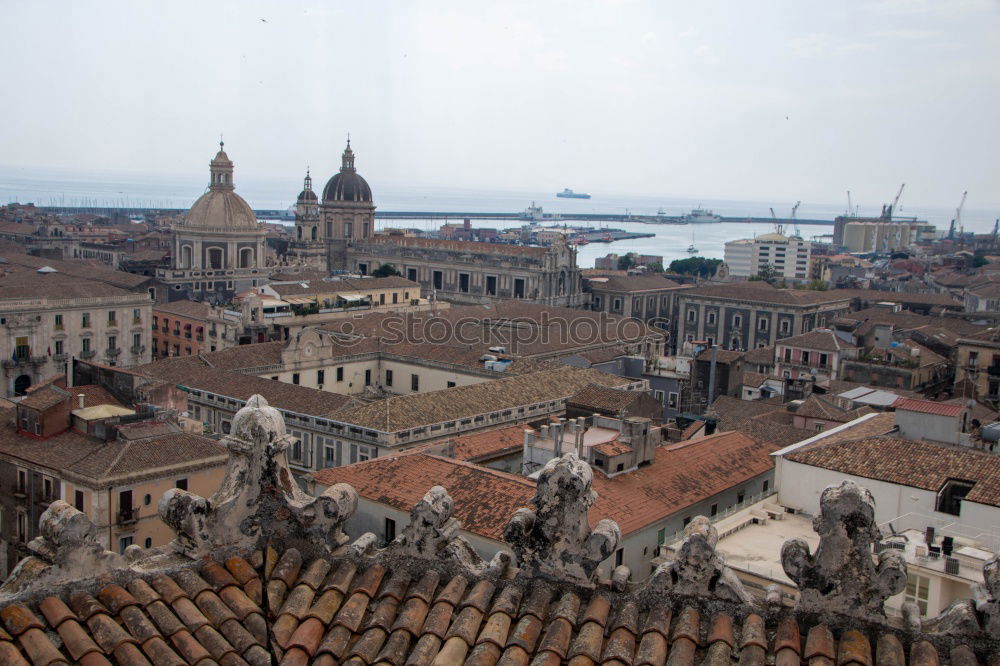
[0,384,226,575]
[955,327,1000,408]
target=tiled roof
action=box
[741,344,775,365]
[592,440,632,456]
[0,547,981,666]
[735,417,813,449]
[0,269,134,301]
[707,396,786,432]
[785,435,1000,507]
[587,274,685,292]
[0,412,225,485]
[153,299,216,319]
[17,385,67,411]
[567,383,645,413]
[0,246,150,290]
[136,360,354,417]
[333,366,636,432]
[848,307,984,338]
[892,397,965,417]
[833,288,962,308]
[776,329,855,352]
[184,342,285,371]
[681,282,852,306]
[694,348,744,363]
[590,431,780,535]
[445,425,527,462]
[794,395,873,423]
[740,371,768,388]
[678,420,705,440]
[575,346,628,364]
[312,453,535,541]
[72,384,127,409]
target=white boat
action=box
[520,202,561,222]
[687,229,698,253]
[684,207,722,223]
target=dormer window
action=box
[936,478,974,516]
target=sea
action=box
[2,168,997,270]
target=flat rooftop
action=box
[715,510,818,585]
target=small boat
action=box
[556,188,591,199]
[573,236,589,245]
[687,229,698,253]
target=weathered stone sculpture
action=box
[645,515,750,603]
[504,453,620,586]
[781,480,906,618]
[159,394,358,557]
[384,485,506,574]
[0,501,126,595]
[973,556,1000,636]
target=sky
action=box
[1,0,999,212]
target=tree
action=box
[972,253,989,268]
[645,261,664,273]
[755,263,779,284]
[617,254,636,271]
[668,256,722,278]
[372,263,402,278]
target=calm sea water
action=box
[2,168,996,269]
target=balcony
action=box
[52,353,67,362]
[161,326,169,333]
[79,349,96,359]
[117,507,138,525]
[988,365,1000,377]
[130,345,146,355]
[106,347,121,358]
[29,355,47,365]
[2,358,24,369]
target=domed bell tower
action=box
[320,139,376,272]
[290,168,325,268]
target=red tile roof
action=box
[445,425,526,462]
[592,440,632,456]
[892,397,965,417]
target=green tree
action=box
[617,254,636,271]
[755,263,778,284]
[645,261,664,273]
[972,253,989,268]
[668,256,722,278]
[372,263,402,278]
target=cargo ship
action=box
[556,188,591,199]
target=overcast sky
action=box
[2,0,998,210]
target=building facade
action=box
[290,142,584,307]
[675,284,853,352]
[724,233,813,280]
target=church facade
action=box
[291,141,583,307]
[157,143,268,303]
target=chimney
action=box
[78,394,85,409]
[540,424,549,441]
[524,428,535,447]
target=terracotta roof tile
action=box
[893,397,964,417]
[786,435,1000,506]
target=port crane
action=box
[770,207,783,235]
[954,191,968,240]
[885,183,905,219]
[790,201,801,238]
[846,191,854,217]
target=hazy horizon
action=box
[2,1,998,213]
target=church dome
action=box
[181,143,261,231]
[297,188,318,203]
[322,140,373,203]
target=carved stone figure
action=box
[504,453,620,586]
[781,480,906,618]
[973,555,1000,636]
[0,501,126,595]
[645,515,750,603]
[159,394,357,557]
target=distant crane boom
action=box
[790,201,801,237]
[770,207,783,235]
[888,183,905,219]
[846,190,854,217]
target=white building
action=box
[771,412,999,618]
[724,233,812,280]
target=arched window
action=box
[181,245,193,269]
[297,226,303,241]
[239,248,254,269]
[207,247,223,270]
[311,226,318,241]
[13,375,31,396]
